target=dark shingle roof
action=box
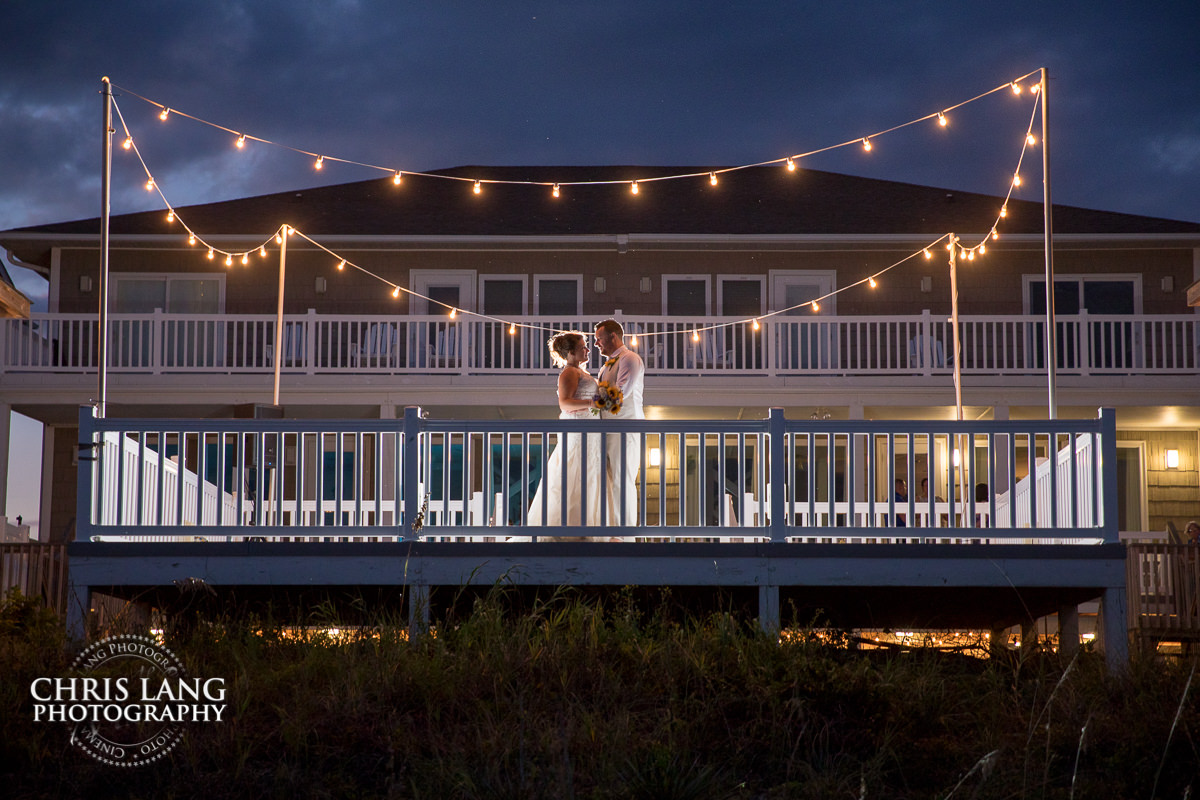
[7,166,1200,240]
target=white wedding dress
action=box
[527,371,615,528]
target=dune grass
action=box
[2,586,1197,799]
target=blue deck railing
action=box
[77,406,1117,544]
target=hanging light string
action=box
[109,70,1043,342]
[111,69,1042,195]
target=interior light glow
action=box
[1166,449,1180,469]
[649,448,661,467]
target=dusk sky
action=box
[3,1,1199,308]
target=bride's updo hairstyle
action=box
[548,331,586,367]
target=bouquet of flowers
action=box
[592,381,624,415]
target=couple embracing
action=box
[527,319,645,532]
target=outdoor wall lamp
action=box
[594,277,607,294]
[315,276,327,295]
[649,448,661,467]
[1166,449,1179,469]
[79,275,93,293]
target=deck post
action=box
[758,584,780,635]
[408,584,430,637]
[402,406,422,539]
[76,405,97,542]
[1100,585,1129,671]
[65,579,91,641]
[1057,603,1080,657]
[1099,408,1119,543]
[768,408,786,543]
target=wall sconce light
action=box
[594,277,607,294]
[640,277,652,293]
[1161,276,1174,293]
[315,276,327,295]
[649,448,661,467]
[79,275,93,293]
[920,276,933,293]
[1166,449,1179,469]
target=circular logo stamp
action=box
[30,634,226,767]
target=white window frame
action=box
[1021,274,1143,314]
[662,274,712,316]
[410,269,475,314]
[108,271,227,313]
[532,274,583,315]
[479,273,529,316]
[716,274,766,316]
[768,270,837,316]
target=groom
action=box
[594,319,645,526]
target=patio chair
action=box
[354,322,398,368]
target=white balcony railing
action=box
[77,406,1118,544]
[7,311,1198,378]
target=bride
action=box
[527,331,615,531]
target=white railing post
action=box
[768,408,786,543]
[151,308,163,374]
[1078,310,1091,377]
[76,405,98,540]
[305,309,317,374]
[402,406,422,539]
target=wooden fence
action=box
[0,542,69,615]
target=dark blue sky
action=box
[3,2,1199,305]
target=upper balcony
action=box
[2,311,1197,420]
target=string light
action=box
[1012,173,1021,187]
[1026,133,1037,146]
[392,286,400,298]
[508,323,516,335]
[166,210,174,223]
[868,277,877,288]
[1030,83,1040,94]
[978,243,986,255]
[709,172,718,186]
[275,232,283,245]
[991,229,999,240]
[225,254,233,266]
[159,108,170,121]
[145,178,154,191]
[188,233,196,245]
[241,253,249,265]
[923,248,932,259]
[314,156,324,170]
[752,318,760,331]
[1011,82,1022,95]
[811,301,820,312]
[786,158,796,172]
[691,330,699,342]
[122,136,133,150]
[967,250,975,261]
[473,180,482,194]
[631,181,639,195]
[937,112,948,127]
[449,308,457,319]
[999,205,1008,218]
[337,259,345,271]
[861,137,872,152]
[259,245,267,257]
[236,134,246,149]
[552,183,560,198]
[207,248,214,259]
[630,333,638,346]
[392,170,402,185]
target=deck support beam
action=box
[758,584,780,634]
[408,583,430,637]
[1058,603,1080,657]
[1100,585,1129,671]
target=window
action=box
[109,273,225,367]
[718,276,764,316]
[1025,275,1142,370]
[533,276,581,316]
[663,276,710,316]
[110,273,224,314]
[480,275,527,315]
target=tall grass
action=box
[2,586,1197,799]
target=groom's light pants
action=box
[605,431,641,526]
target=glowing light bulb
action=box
[207,248,214,259]
[861,138,872,152]
[923,248,932,259]
[959,247,967,259]
[979,244,987,255]
[1011,82,1022,95]
[1012,173,1022,187]
[869,277,877,288]
[1026,133,1037,146]
[449,308,457,319]
[259,246,267,257]
[552,183,560,198]
[691,330,699,343]
[145,178,154,191]
[937,112,948,127]
[630,334,638,346]
[314,156,324,170]
[752,318,760,331]
[1030,83,1040,94]
[166,210,174,223]
[811,301,820,312]
[473,180,482,194]
[159,108,170,121]
[991,229,999,240]
[393,171,403,185]
[275,233,283,245]
[392,286,400,298]
[224,254,233,266]
[236,134,246,149]
[967,250,975,261]
[337,260,345,271]
[241,253,249,265]
[786,158,796,172]
[631,180,639,195]
[1000,206,1008,218]
[709,172,718,186]
[508,323,516,335]
[122,136,132,150]
[188,233,196,245]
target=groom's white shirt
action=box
[599,345,644,419]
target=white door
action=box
[770,271,837,371]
